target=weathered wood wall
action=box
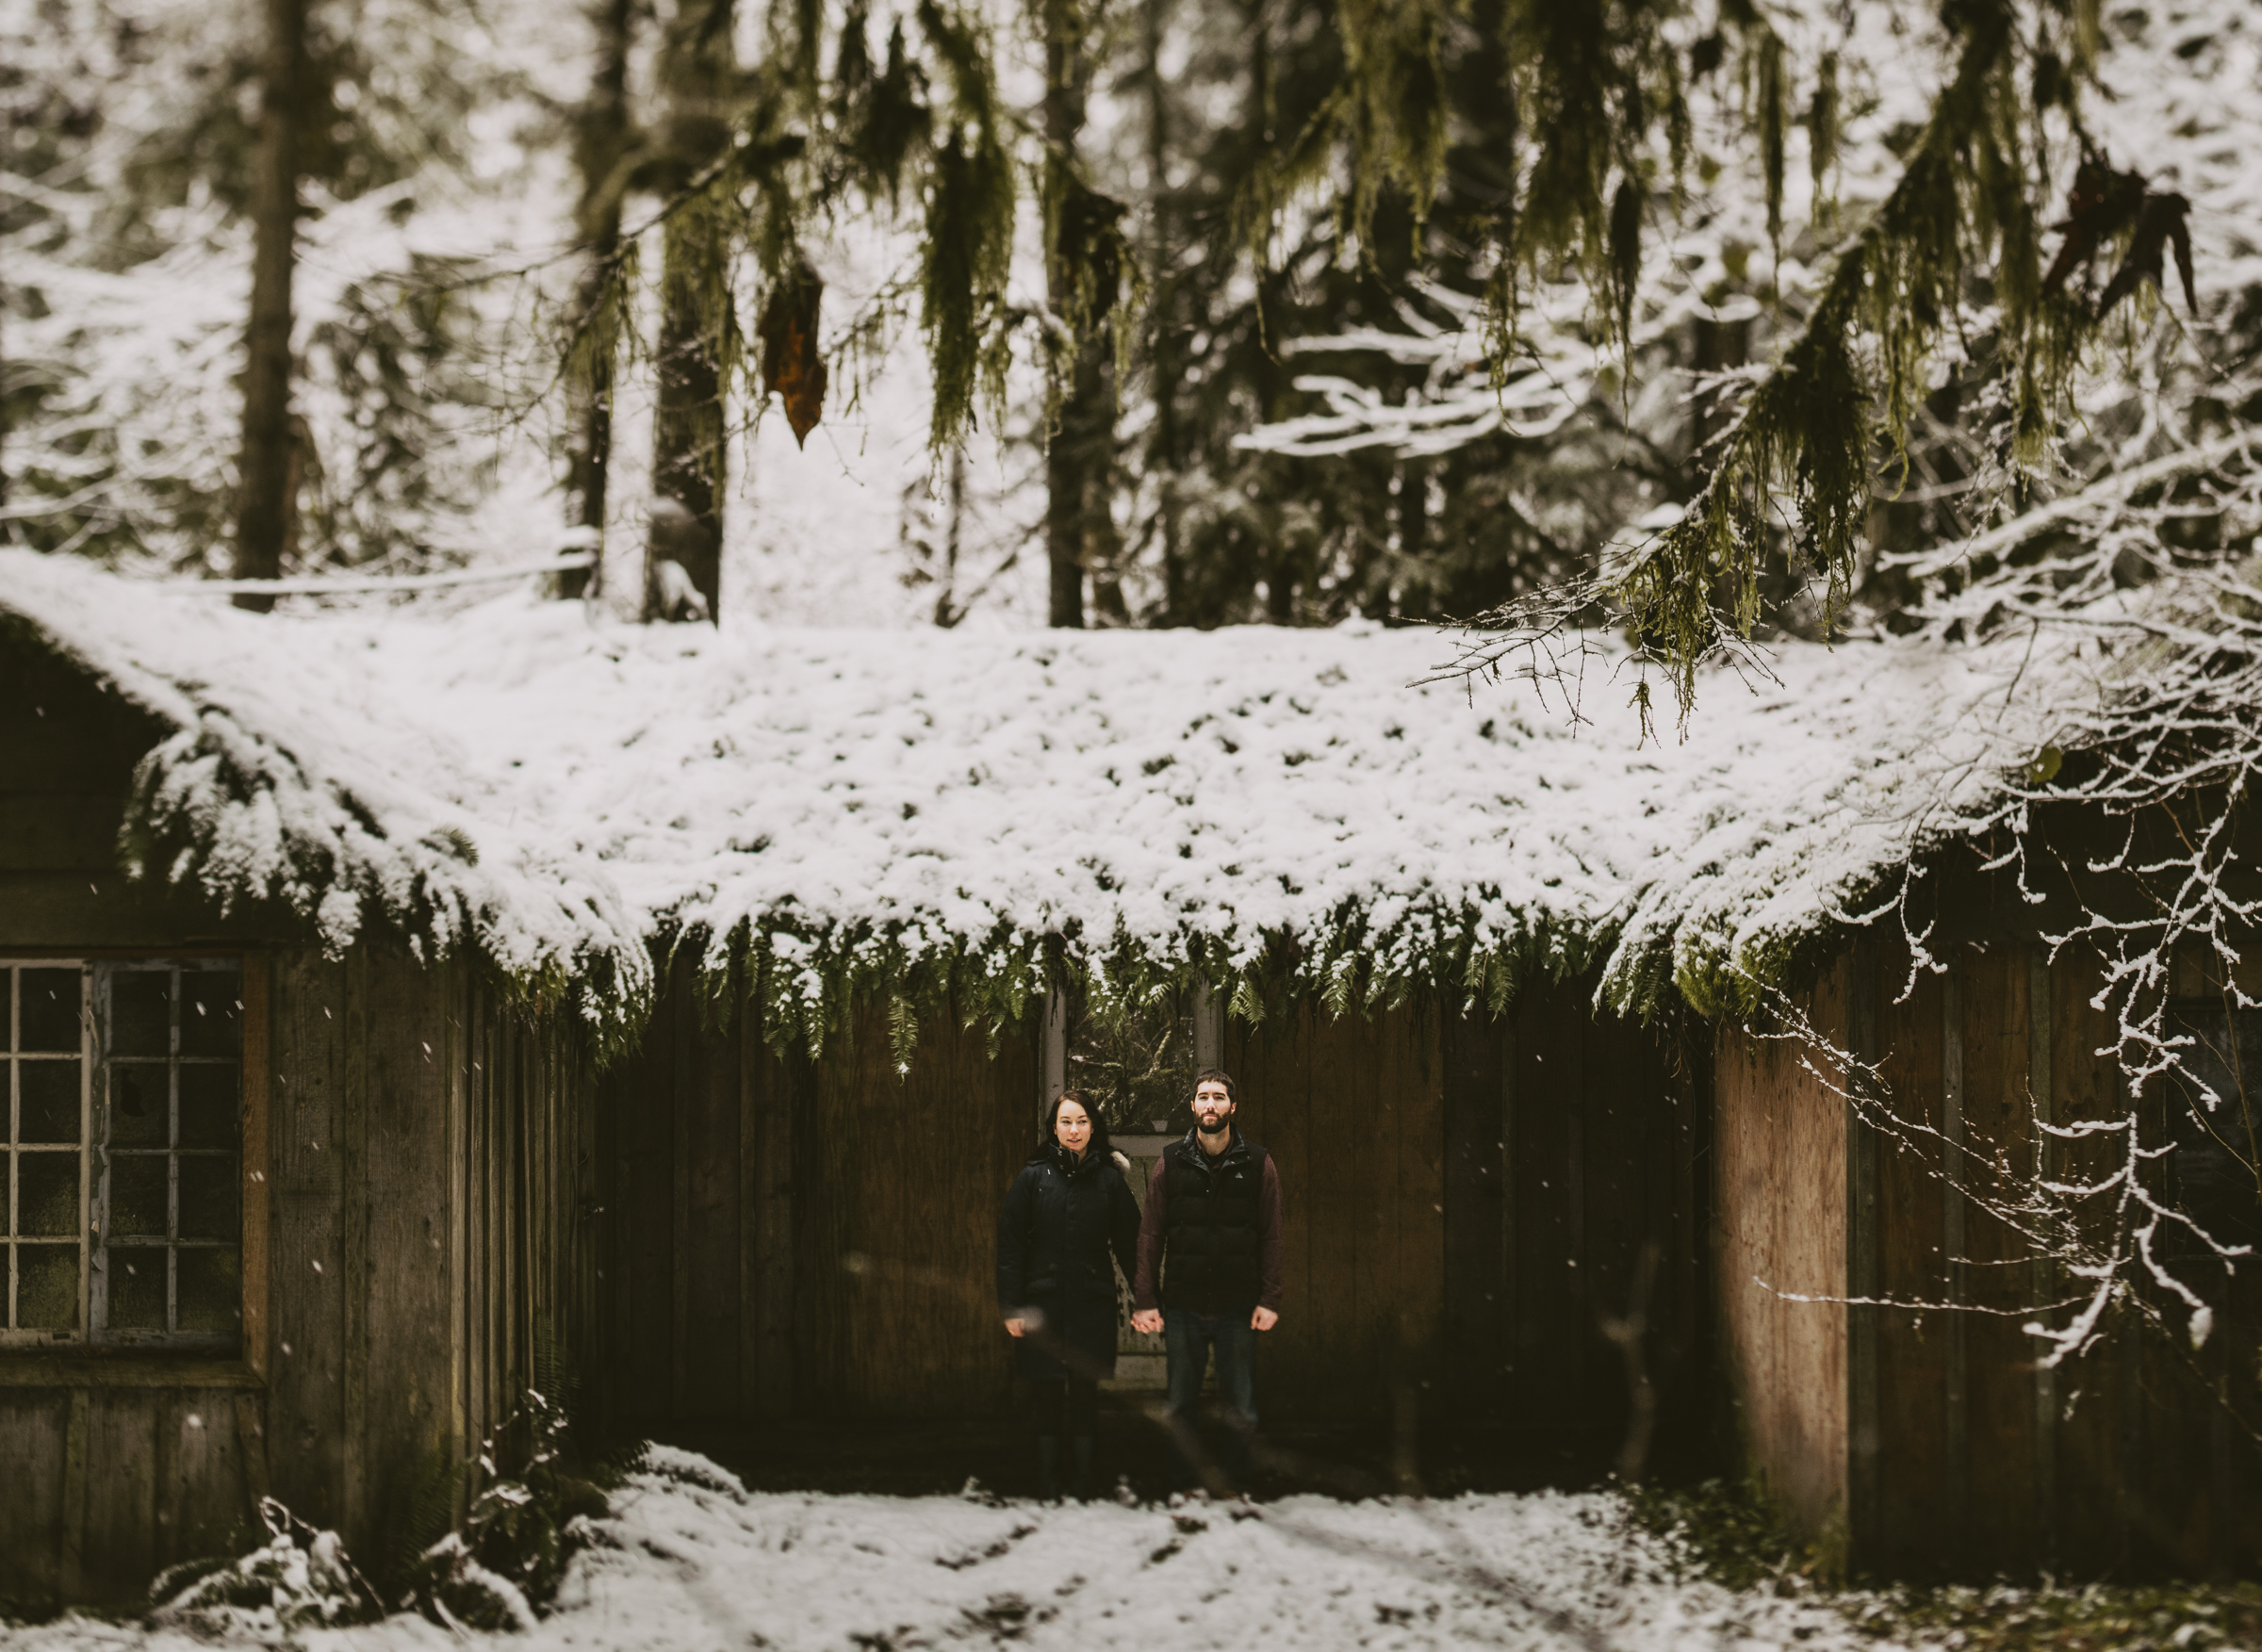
[2,638,593,1608]
[0,944,593,1611]
[601,986,1718,1440]
[596,963,1035,1429]
[1441,980,1703,1448]
[1219,1002,1444,1423]
[1719,932,2261,1578]
[1713,955,1850,1548]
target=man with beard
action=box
[1130,1069,1284,1493]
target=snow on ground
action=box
[0,1462,1890,1652]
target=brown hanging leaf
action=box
[2095,190,2196,319]
[759,256,828,447]
[2041,153,2146,297]
[2040,151,2198,321]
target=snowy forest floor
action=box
[4,1447,2258,1652]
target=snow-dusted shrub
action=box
[151,1497,382,1634]
[402,1389,614,1629]
[636,1442,748,1501]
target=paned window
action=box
[1065,986,1197,1135]
[2,959,242,1349]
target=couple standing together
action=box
[994,1070,1285,1499]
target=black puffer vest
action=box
[1161,1130,1268,1311]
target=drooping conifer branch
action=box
[1432,0,2207,728]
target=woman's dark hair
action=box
[1039,1088,1114,1161]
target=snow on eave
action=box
[0,549,2074,1037]
[0,551,653,1036]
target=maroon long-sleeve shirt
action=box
[1132,1139,1284,1315]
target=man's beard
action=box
[1198,1112,1225,1130]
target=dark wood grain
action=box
[1441,1012,1507,1409]
[1873,953,1947,1575]
[0,1394,70,1609]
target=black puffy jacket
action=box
[996,1144,1139,1325]
[1159,1131,1270,1310]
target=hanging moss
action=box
[916,0,1015,450]
[832,7,930,207]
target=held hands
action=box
[1126,1308,1271,1333]
[1004,1317,1025,1338]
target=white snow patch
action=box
[0,1470,1901,1652]
[0,548,2073,1011]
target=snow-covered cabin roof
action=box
[0,549,2068,1038]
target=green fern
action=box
[888,993,919,1072]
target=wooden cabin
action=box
[0,628,598,1613]
[1,549,2252,1608]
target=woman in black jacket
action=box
[995,1089,1140,1498]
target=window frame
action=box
[1041,979,1221,1137]
[1,955,258,1354]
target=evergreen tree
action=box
[561,0,640,603]
[233,0,311,612]
[1040,0,1118,628]
[646,0,739,622]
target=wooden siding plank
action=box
[669,962,693,1420]
[1304,1006,1361,1418]
[1873,957,1947,1574]
[754,1034,796,1419]
[450,982,474,1501]
[1582,998,1632,1427]
[360,950,457,1556]
[469,991,494,1455]
[802,1002,1030,1418]
[1441,1012,1507,1409]
[622,984,676,1426]
[239,957,271,1382]
[1940,957,1970,1557]
[336,948,369,1550]
[2050,945,2125,1573]
[1511,983,1578,1416]
[1560,985,1588,1405]
[1962,947,2037,1571]
[1392,1005,1445,1479]
[1714,957,1849,1550]
[267,952,347,1532]
[2028,947,2057,1567]
[79,1394,156,1603]
[738,1006,763,1419]
[60,1389,88,1601]
[1238,1002,1315,1415]
[0,1396,69,1611]
[1356,1006,1393,1420]
[684,998,740,1419]
[156,1389,253,1574]
[1846,940,1881,1564]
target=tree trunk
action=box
[647,0,735,623]
[1140,0,1183,622]
[232,0,307,612]
[935,442,966,628]
[1042,0,1108,630]
[562,0,635,601]
[1,290,12,543]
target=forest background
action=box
[5,0,2254,659]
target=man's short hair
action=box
[1192,1068,1237,1104]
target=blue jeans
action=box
[1163,1307,1258,1490]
